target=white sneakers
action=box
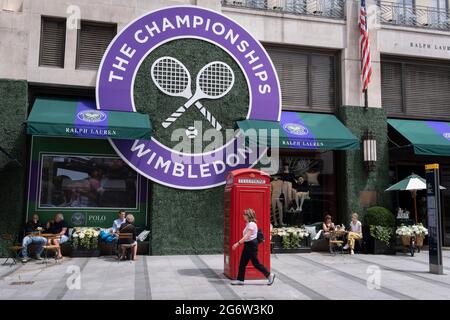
[267,273,276,286]
[230,273,276,286]
[350,249,354,255]
[343,244,349,250]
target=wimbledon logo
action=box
[77,110,107,123]
[283,123,309,136]
[96,6,281,189]
[444,132,450,140]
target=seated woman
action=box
[322,214,335,239]
[343,213,363,255]
[118,214,138,261]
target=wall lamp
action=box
[363,129,377,171]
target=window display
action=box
[270,151,336,226]
[39,155,138,209]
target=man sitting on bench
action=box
[21,214,47,263]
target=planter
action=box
[271,236,310,253]
[416,234,424,247]
[401,235,411,247]
[366,235,396,255]
[272,247,311,254]
[373,239,396,255]
[271,235,282,248]
[71,248,101,257]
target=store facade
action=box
[2,0,450,255]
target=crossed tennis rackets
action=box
[151,56,235,131]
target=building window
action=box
[39,154,138,209]
[39,17,66,68]
[270,150,336,226]
[76,21,117,70]
[265,46,338,112]
[381,57,450,118]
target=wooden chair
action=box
[329,230,345,255]
[117,233,134,261]
[42,235,61,266]
[1,234,22,266]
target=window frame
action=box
[264,43,341,113]
[76,20,117,70]
[39,16,67,68]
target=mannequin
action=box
[280,165,295,212]
[271,176,284,227]
[293,176,310,212]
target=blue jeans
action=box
[22,236,47,257]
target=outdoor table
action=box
[329,229,347,254]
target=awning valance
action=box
[388,119,450,156]
[27,98,151,140]
[237,111,359,150]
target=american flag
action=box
[359,0,372,92]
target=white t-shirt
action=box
[244,222,258,242]
[350,220,362,233]
[112,218,126,232]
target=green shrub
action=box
[370,225,394,246]
[364,206,395,227]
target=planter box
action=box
[71,248,101,257]
[271,236,311,253]
[372,239,396,255]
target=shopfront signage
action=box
[96,6,281,189]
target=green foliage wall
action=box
[0,79,28,255]
[337,106,391,224]
[133,39,250,254]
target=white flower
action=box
[79,234,85,239]
[72,233,79,238]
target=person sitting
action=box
[322,214,335,239]
[343,213,363,255]
[112,209,126,234]
[21,214,47,263]
[118,214,137,261]
[46,213,69,260]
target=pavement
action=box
[1,251,450,300]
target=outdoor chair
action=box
[42,235,61,266]
[117,233,134,262]
[1,234,22,266]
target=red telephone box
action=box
[223,168,271,280]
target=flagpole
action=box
[364,88,368,110]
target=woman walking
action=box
[231,208,275,286]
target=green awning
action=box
[237,111,359,150]
[27,98,151,140]
[388,119,450,156]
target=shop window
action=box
[265,46,338,112]
[39,17,66,68]
[381,57,450,118]
[39,155,138,209]
[76,21,116,70]
[270,151,337,227]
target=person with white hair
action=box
[118,214,138,261]
[46,213,69,260]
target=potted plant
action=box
[71,227,101,257]
[396,224,413,247]
[412,223,428,249]
[369,225,395,254]
[271,226,310,253]
[363,206,396,255]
